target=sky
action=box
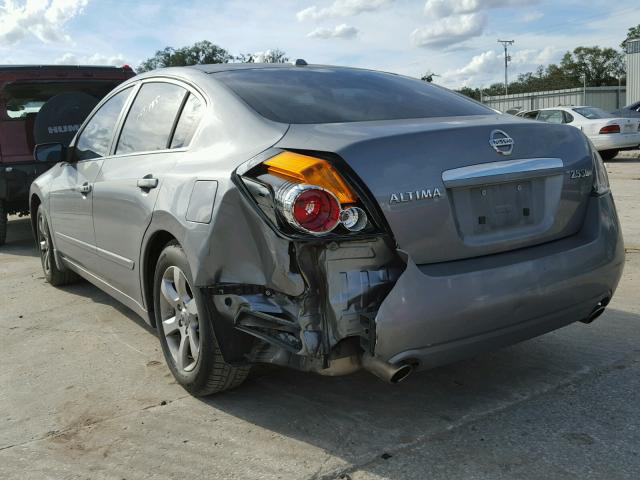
[0,0,638,89]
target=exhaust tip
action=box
[361,352,414,384]
[389,364,413,384]
[581,297,610,324]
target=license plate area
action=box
[622,123,635,134]
[449,178,549,241]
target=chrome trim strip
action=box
[442,157,564,188]
[96,246,135,270]
[55,232,96,254]
[55,232,134,270]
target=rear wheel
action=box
[0,200,6,246]
[154,242,250,396]
[600,149,619,161]
[36,205,77,286]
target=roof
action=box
[189,63,381,75]
[0,64,133,72]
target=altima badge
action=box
[489,129,514,155]
[390,188,442,204]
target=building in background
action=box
[627,38,640,105]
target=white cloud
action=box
[520,11,543,22]
[440,45,564,87]
[0,0,88,45]
[423,0,539,19]
[308,23,359,39]
[297,0,394,21]
[55,52,129,67]
[412,13,486,48]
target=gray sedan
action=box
[30,64,625,395]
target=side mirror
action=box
[33,143,66,163]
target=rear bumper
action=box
[373,193,625,369]
[590,133,640,151]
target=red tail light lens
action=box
[277,184,341,235]
[599,124,620,134]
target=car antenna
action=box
[295,59,308,66]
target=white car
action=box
[517,106,640,160]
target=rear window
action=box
[3,81,120,119]
[573,107,612,119]
[215,68,492,124]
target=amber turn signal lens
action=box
[264,151,357,204]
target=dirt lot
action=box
[1,157,639,480]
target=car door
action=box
[91,80,204,305]
[49,86,134,271]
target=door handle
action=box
[137,176,158,190]
[78,183,92,194]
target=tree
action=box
[235,48,289,63]
[621,23,640,51]
[559,47,625,86]
[138,40,233,72]
[421,72,435,82]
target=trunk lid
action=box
[277,115,595,264]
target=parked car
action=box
[0,65,135,245]
[516,106,640,160]
[31,64,624,396]
[611,101,640,118]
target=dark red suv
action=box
[0,65,135,244]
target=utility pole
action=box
[498,39,514,95]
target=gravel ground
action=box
[0,156,639,480]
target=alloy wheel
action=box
[159,266,201,373]
[37,213,51,275]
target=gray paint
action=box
[30,64,625,379]
[186,180,218,223]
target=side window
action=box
[116,82,187,155]
[170,93,203,148]
[563,111,574,123]
[537,110,563,124]
[523,110,539,119]
[75,87,132,161]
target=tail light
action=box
[592,149,610,196]
[276,183,341,235]
[599,124,620,134]
[239,151,375,237]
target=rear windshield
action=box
[572,107,613,119]
[215,68,492,124]
[3,81,120,119]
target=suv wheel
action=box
[0,199,7,246]
[36,205,77,286]
[154,242,250,396]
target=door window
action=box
[116,82,187,155]
[522,110,539,119]
[563,111,574,123]
[75,87,132,161]
[170,93,203,148]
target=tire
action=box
[0,199,6,246]
[36,205,77,286]
[153,242,250,396]
[600,149,619,161]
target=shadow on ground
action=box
[4,217,640,479]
